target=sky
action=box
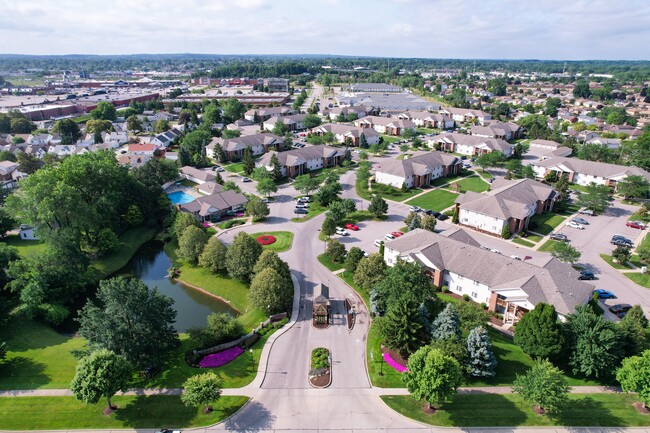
[1,0,649,60]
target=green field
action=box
[317,253,345,272]
[223,162,245,173]
[381,393,649,427]
[406,189,459,211]
[446,176,489,193]
[529,213,566,235]
[625,272,650,288]
[0,395,248,430]
[0,234,46,257]
[600,253,632,270]
[537,239,562,253]
[250,231,294,252]
[356,179,423,202]
[512,238,536,248]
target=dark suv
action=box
[578,270,596,280]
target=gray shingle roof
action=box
[533,157,650,181]
[374,151,461,178]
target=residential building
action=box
[397,111,454,129]
[256,145,346,178]
[469,122,522,140]
[263,113,308,132]
[180,166,215,185]
[439,107,492,125]
[455,179,556,236]
[310,123,380,146]
[0,160,26,188]
[383,228,593,322]
[585,135,621,149]
[118,154,151,168]
[354,116,416,136]
[427,132,513,157]
[529,139,563,150]
[150,129,182,148]
[180,190,248,222]
[127,143,156,156]
[373,151,462,189]
[325,105,373,121]
[207,133,282,161]
[244,106,295,122]
[531,157,650,187]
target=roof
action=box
[313,284,330,305]
[533,157,650,181]
[530,139,562,149]
[470,122,520,137]
[375,151,461,179]
[209,133,281,153]
[386,228,594,315]
[356,116,416,129]
[429,132,512,153]
[312,123,379,138]
[258,145,345,168]
[180,190,248,216]
[180,166,215,183]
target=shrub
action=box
[462,294,470,302]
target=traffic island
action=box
[309,347,331,388]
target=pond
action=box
[118,241,238,332]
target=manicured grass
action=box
[630,254,646,269]
[223,162,244,173]
[356,179,422,202]
[381,393,649,427]
[0,395,248,430]
[381,135,401,144]
[537,239,562,253]
[416,127,437,135]
[406,189,459,211]
[446,176,489,193]
[367,321,406,388]
[525,234,543,243]
[250,231,294,252]
[0,234,46,257]
[290,201,326,222]
[629,210,650,223]
[476,169,494,180]
[217,218,246,230]
[625,272,650,288]
[512,238,536,248]
[429,171,471,187]
[529,213,566,235]
[89,226,158,279]
[179,178,198,188]
[600,253,631,270]
[338,271,370,309]
[317,253,345,272]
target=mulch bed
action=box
[489,316,504,326]
[103,405,118,416]
[422,404,436,414]
[345,299,355,330]
[309,372,331,387]
[634,402,650,415]
[381,345,408,368]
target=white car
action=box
[295,202,309,209]
[374,239,384,247]
[409,206,421,213]
[336,228,349,236]
[385,233,396,240]
[567,221,584,230]
[490,248,501,254]
[509,255,521,261]
[296,196,310,203]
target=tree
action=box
[341,198,356,217]
[126,115,143,133]
[172,211,202,238]
[554,174,570,211]
[271,121,287,136]
[327,201,346,225]
[344,247,365,274]
[408,213,421,231]
[222,180,241,193]
[550,241,581,264]
[617,175,650,199]
[246,197,270,221]
[514,303,564,359]
[178,225,209,265]
[90,101,117,121]
[181,372,222,413]
[455,301,489,331]
[513,360,570,413]
[154,119,171,133]
[180,130,211,167]
[293,175,321,197]
[256,178,277,198]
[378,296,428,357]
[52,118,81,145]
[249,267,293,314]
[70,349,131,411]
[466,326,497,377]
[225,232,262,283]
[303,114,322,129]
[326,239,346,263]
[253,250,291,281]
[203,104,221,126]
[372,260,434,315]
[421,214,437,232]
[359,133,369,149]
[488,77,507,96]
[565,305,623,379]
[521,165,535,179]
[475,152,505,169]
[269,154,283,181]
[612,245,631,264]
[9,117,36,134]
[405,347,462,410]
[353,253,387,292]
[577,143,615,163]
[404,211,418,227]
[544,97,562,117]
[198,237,228,273]
[188,313,244,349]
[617,350,650,409]
[0,207,15,238]
[575,183,613,213]
[77,277,179,368]
[573,80,592,99]
[431,303,462,341]
[315,183,341,206]
[368,195,388,218]
[618,306,649,358]
[221,98,245,124]
[321,216,336,237]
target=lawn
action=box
[537,239,562,253]
[338,270,370,309]
[529,213,566,235]
[381,393,649,427]
[416,127,437,135]
[89,226,158,279]
[525,234,543,243]
[223,162,245,173]
[429,170,471,187]
[356,179,422,202]
[250,231,294,252]
[476,169,494,180]
[381,135,401,144]
[179,178,198,188]
[406,189,459,211]
[367,321,406,388]
[446,176,489,193]
[512,238,536,248]
[317,253,345,272]
[625,272,650,288]
[290,201,326,222]
[0,395,248,430]
[600,253,631,270]
[0,234,46,257]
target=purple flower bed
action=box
[383,352,408,373]
[199,346,244,368]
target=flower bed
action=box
[383,352,408,373]
[256,235,277,245]
[199,346,244,368]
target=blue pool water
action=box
[167,191,196,205]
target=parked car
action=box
[374,239,384,247]
[409,206,422,213]
[578,208,595,216]
[509,255,521,260]
[572,217,589,225]
[626,221,646,230]
[261,198,269,203]
[593,289,615,299]
[612,234,633,243]
[295,202,309,209]
[384,233,396,240]
[578,270,596,280]
[242,177,252,182]
[294,208,308,215]
[611,238,634,247]
[608,303,632,316]
[490,248,501,254]
[336,227,349,236]
[436,214,449,221]
[297,196,311,203]
[549,233,568,241]
[344,223,359,231]
[567,221,584,230]
[391,231,404,238]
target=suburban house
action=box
[118,154,151,168]
[455,178,557,236]
[263,113,308,132]
[310,123,380,146]
[428,132,513,157]
[397,111,455,129]
[180,166,216,184]
[150,129,182,148]
[383,228,594,322]
[127,143,156,156]
[256,145,346,178]
[585,135,621,149]
[207,133,282,161]
[102,131,129,147]
[469,122,522,140]
[530,139,562,150]
[439,108,492,125]
[373,151,462,189]
[244,106,295,122]
[325,105,373,121]
[354,116,416,136]
[179,190,248,222]
[531,157,650,187]
[0,160,27,188]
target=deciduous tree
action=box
[353,253,387,292]
[368,195,388,218]
[513,360,570,413]
[70,349,131,411]
[249,267,293,314]
[198,237,228,273]
[405,347,462,410]
[178,225,209,265]
[181,372,223,413]
[225,232,262,282]
[617,350,650,409]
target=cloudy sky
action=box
[1,0,649,60]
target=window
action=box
[473,281,479,286]
[471,292,477,298]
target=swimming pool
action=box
[167,191,196,205]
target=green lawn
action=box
[406,189,459,211]
[529,213,566,235]
[0,395,248,430]
[367,321,406,388]
[290,201,327,222]
[446,176,489,193]
[179,178,198,188]
[429,171,471,187]
[338,271,370,309]
[625,272,650,288]
[89,226,158,279]
[381,393,649,427]
[317,253,345,272]
[250,231,294,252]
[223,162,244,173]
[0,234,46,257]
[476,169,494,180]
[416,127,438,135]
[600,253,632,270]
[381,135,401,144]
[512,238,536,248]
[525,234,543,243]
[356,179,422,202]
[537,239,562,253]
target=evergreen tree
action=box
[378,296,428,357]
[408,214,421,231]
[555,174,570,211]
[368,195,388,218]
[270,153,283,181]
[213,143,226,163]
[466,326,497,377]
[242,147,255,176]
[431,303,462,341]
[514,303,564,359]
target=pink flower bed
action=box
[199,346,244,368]
[383,352,408,373]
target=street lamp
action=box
[249,348,253,369]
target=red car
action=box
[391,231,404,237]
[344,223,359,231]
[626,221,646,230]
